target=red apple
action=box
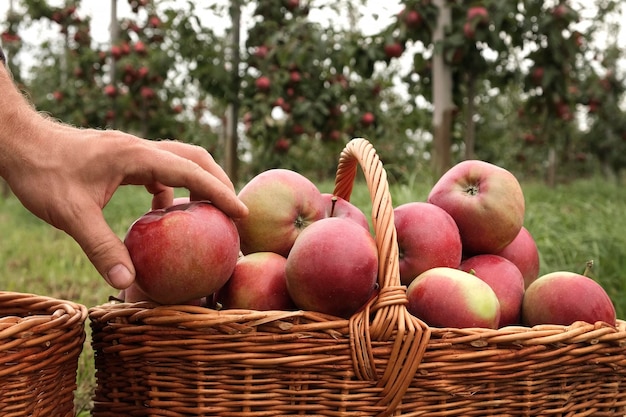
[140,86,155,100]
[120,42,131,56]
[460,254,525,327]
[103,84,118,98]
[327,130,342,142]
[406,267,501,329]
[393,202,462,286]
[289,71,301,83]
[467,6,489,24]
[531,67,544,86]
[236,169,325,257]
[494,226,540,289]
[361,112,376,126]
[522,271,616,327]
[214,252,296,311]
[254,45,269,59]
[404,10,422,28]
[274,137,290,153]
[148,15,161,28]
[124,201,240,304]
[427,160,525,255]
[285,0,299,11]
[110,45,122,60]
[321,193,369,231]
[286,217,378,318]
[384,42,404,58]
[134,40,147,55]
[137,66,149,79]
[552,4,573,20]
[255,75,271,92]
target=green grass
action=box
[0,176,625,415]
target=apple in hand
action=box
[406,267,501,329]
[124,201,240,305]
[321,193,369,231]
[427,160,525,255]
[214,252,296,311]
[394,202,463,286]
[460,254,525,327]
[522,271,616,326]
[494,226,540,289]
[236,169,325,257]
[286,217,379,318]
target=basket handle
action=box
[333,138,431,416]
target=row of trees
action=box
[2,0,625,185]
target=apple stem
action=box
[330,195,338,217]
[582,259,594,277]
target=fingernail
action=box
[106,264,133,289]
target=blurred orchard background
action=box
[1,0,626,186]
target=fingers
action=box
[62,203,136,290]
[129,140,248,219]
[146,182,174,210]
[152,140,236,192]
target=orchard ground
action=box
[0,175,626,414]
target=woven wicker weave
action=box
[0,291,87,417]
[89,138,626,416]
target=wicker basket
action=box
[0,291,87,417]
[89,138,626,416]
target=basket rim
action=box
[0,290,88,333]
[88,301,626,342]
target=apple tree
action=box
[236,0,431,181]
[578,41,626,179]
[7,0,219,148]
[384,0,624,181]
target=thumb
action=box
[65,211,136,290]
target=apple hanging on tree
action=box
[384,41,404,58]
[255,75,271,92]
[361,112,376,127]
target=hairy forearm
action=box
[0,59,62,182]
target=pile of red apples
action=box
[121,160,616,329]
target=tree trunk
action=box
[432,0,454,178]
[109,0,119,129]
[224,0,241,185]
[464,73,476,160]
